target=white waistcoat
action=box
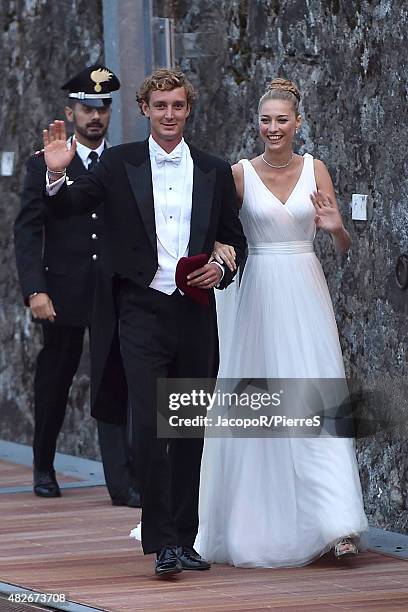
[149,136,193,294]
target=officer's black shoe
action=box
[33,467,61,498]
[177,546,211,570]
[155,546,183,577]
[111,487,142,508]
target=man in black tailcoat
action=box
[42,68,247,577]
[14,65,140,507]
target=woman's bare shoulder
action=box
[231,163,244,207]
[313,157,329,174]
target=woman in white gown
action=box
[195,79,368,568]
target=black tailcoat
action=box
[47,139,247,425]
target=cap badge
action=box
[90,68,113,93]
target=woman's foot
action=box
[334,537,358,559]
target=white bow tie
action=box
[155,150,182,167]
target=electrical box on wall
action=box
[1,152,14,176]
[351,194,368,221]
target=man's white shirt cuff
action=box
[209,260,225,287]
[45,173,66,195]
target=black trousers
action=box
[33,324,135,500]
[118,281,218,554]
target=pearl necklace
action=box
[261,152,294,169]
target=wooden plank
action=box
[0,461,407,611]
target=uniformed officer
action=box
[14,65,140,506]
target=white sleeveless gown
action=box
[195,154,368,568]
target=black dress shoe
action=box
[155,546,183,577]
[177,546,210,570]
[33,468,61,498]
[111,487,141,508]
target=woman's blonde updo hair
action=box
[258,78,301,114]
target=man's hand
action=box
[209,241,236,272]
[187,263,223,289]
[43,120,76,174]
[29,293,56,322]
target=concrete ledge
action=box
[368,526,408,560]
[0,440,105,482]
[0,440,105,492]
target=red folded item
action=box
[175,253,210,306]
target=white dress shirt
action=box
[149,136,193,294]
[76,140,106,169]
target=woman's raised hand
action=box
[311,190,344,235]
[43,120,76,172]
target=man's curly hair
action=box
[136,68,196,113]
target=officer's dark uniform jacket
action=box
[14,149,103,327]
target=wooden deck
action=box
[1,459,407,611]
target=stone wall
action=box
[155,0,408,533]
[0,0,104,459]
[1,0,407,532]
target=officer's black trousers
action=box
[33,324,134,500]
[33,325,84,471]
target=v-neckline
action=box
[248,155,306,207]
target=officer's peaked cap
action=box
[61,64,120,108]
